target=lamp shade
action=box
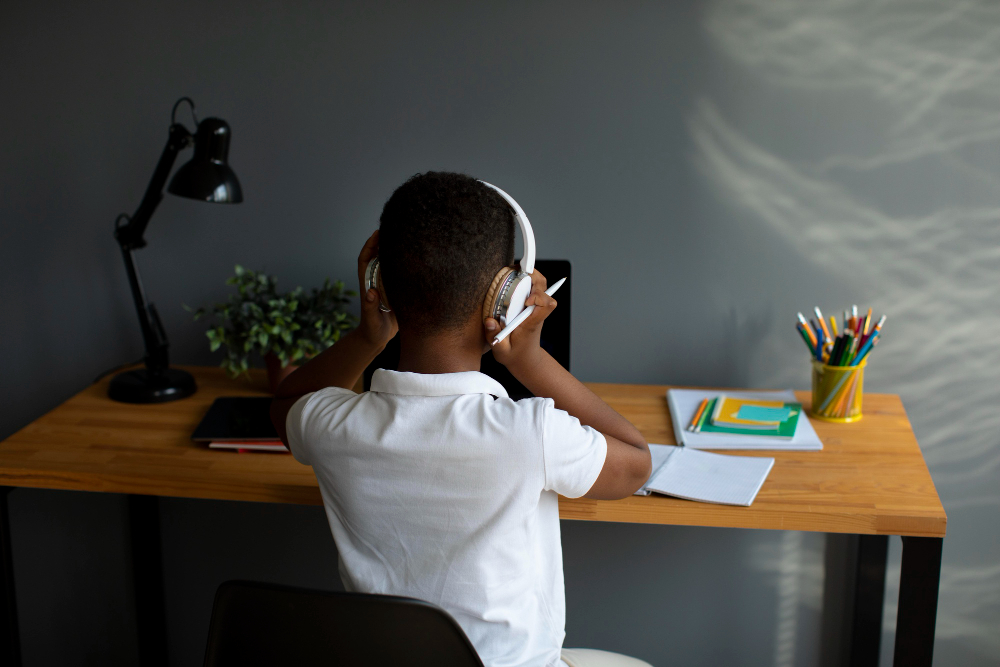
[168,117,243,203]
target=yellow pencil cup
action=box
[810,358,867,423]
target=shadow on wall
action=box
[698,0,1000,664]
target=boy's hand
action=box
[357,230,398,348]
[485,269,556,370]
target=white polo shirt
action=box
[285,369,607,667]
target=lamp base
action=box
[108,368,197,404]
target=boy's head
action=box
[378,172,515,334]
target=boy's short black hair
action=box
[378,172,516,333]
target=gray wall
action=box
[2,1,997,665]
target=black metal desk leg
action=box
[0,488,21,667]
[849,534,889,667]
[821,534,889,667]
[893,536,943,667]
[128,494,169,667]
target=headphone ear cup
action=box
[501,274,532,323]
[364,257,391,312]
[483,267,515,323]
[483,268,533,326]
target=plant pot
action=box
[265,353,300,394]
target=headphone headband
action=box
[478,181,535,274]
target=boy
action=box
[271,172,652,667]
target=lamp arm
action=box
[114,123,192,250]
[118,246,170,374]
[113,122,192,375]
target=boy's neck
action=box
[396,319,486,375]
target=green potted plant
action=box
[190,265,357,392]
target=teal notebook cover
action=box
[737,405,793,422]
[696,398,801,438]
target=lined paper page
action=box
[633,444,679,496]
[645,447,774,506]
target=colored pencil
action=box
[797,313,817,347]
[817,369,854,412]
[797,325,815,355]
[864,334,881,360]
[688,398,710,433]
[815,307,831,341]
[839,332,855,366]
[798,307,885,367]
[838,372,860,417]
[854,331,881,364]
[831,373,854,415]
[801,319,817,347]
[829,335,844,366]
[859,314,885,352]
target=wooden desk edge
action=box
[557,497,947,538]
[0,370,947,538]
[0,466,947,539]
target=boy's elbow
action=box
[638,446,653,479]
[584,437,652,500]
[628,445,652,493]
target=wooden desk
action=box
[0,367,946,667]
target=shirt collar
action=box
[370,369,509,399]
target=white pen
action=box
[491,277,566,346]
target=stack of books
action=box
[667,389,823,451]
[191,397,288,453]
[689,395,801,438]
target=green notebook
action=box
[694,398,801,438]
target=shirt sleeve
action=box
[284,392,316,465]
[540,400,608,498]
[284,387,357,465]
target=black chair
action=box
[203,580,485,667]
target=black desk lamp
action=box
[109,98,243,403]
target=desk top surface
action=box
[0,366,946,537]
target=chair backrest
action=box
[203,580,485,667]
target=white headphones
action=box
[364,180,536,327]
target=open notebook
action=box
[634,444,774,506]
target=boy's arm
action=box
[506,350,650,499]
[270,231,398,446]
[487,273,651,500]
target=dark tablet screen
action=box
[191,397,278,442]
